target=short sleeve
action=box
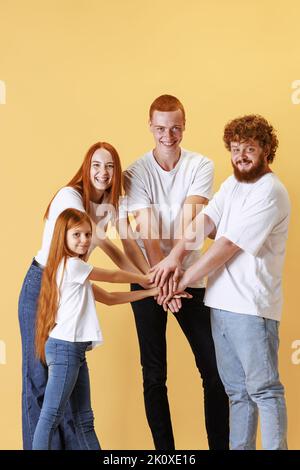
[187,160,214,200]
[203,177,232,228]
[67,258,93,284]
[223,197,282,256]
[123,168,151,212]
[49,187,85,220]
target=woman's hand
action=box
[138,273,157,289]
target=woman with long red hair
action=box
[32,208,160,449]
[18,141,149,450]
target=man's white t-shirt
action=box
[123,149,214,288]
[203,173,290,320]
[49,257,103,349]
[35,186,114,266]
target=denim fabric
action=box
[32,337,100,450]
[211,308,288,450]
[18,260,81,449]
[131,285,229,450]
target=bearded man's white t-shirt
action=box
[203,173,290,320]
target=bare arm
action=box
[90,219,141,274]
[117,216,150,274]
[130,207,182,312]
[133,207,165,267]
[177,237,241,291]
[173,195,208,244]
[92,283,159,305]
[150,203,216,287]
[88,266,152,287]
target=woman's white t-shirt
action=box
[49,257,103,349]
[35,186,114,266]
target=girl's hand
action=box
[162,291,192,311]
[139,273,156,289]
[162,291,193,313]
[173,291,193,299]
[148,286,160,297]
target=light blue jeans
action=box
[32,337,101,450]
[211,308,287,450]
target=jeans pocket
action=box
[265,319,280,339]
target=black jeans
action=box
[131,285,229,450]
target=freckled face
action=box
[150,109,185,154]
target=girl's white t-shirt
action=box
[49,257,103,349]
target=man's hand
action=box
[149,255,183,288]
[161,271,190,307]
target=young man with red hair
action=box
[122,95,229,450]
[151,114,290,450]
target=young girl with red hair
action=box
[32,208,161,450]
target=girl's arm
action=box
[88,267,152,287]
[92,284,159,305]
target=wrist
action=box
[178,273,189,291]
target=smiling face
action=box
[230,139,270,182]
[66,221,92,256]
[150,109,185,155]
[90,148,114,200]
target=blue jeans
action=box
[211,308,287,450]
[18,260,81,449]
[32,337,100,450]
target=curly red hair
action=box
[223,115,278,163]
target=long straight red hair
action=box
[35,209,92,363]
[44,142,123,219]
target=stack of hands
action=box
[142,255,192,313]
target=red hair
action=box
[44,142,123,219]
[223,115,278,163]
[149,94,185,122]
[35,209,92,363]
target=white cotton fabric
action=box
[203,173,290,320]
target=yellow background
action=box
[0,0,299,450]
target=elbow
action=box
[102,292,114,305]
[222,237,240,253]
